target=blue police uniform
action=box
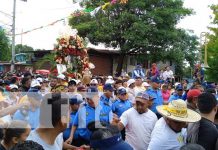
[63,111,79,140]
[168,93,184,102]
[100,94,113,106]
[112,99,132,118]
[146,88,163,114]
[73,103,112,141]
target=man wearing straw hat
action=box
[148,99,201,150]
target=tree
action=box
[0,28,11,61]
[204,5,218,82]
[69,0,194,75]
[15,44,34,54]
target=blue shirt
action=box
[63,111,79,140]
[168,93,184,102]
[100,94,112,106]
[13,108,40,129]
[146,88,163,114]
[112,99,132,117]
[73,103,112,140]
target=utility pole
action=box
[11,0,16,72]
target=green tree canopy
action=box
[0,28,11,61]
[204,5,218,82]
[69,0,197,75]
[15,44,34,54]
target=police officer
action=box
[168,84,184,102]
[112,87,132,140]
[100,84,114,105]
[66,87,112,146]
[63,94,83,146]
[112,87,132,118]
[146,78,163,119]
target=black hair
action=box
[198,92,217,114]
[40,93,69,127]
[10,77,17,84]
[89,122,120,141]
[11,140,44,150]
[180,144,205,150]
[115,80,123,85]
[21,77,30,86]
[24,72,32,78]
[3,120,29,145]
[68,80,77,86]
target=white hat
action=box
[157,99,201,123]
[9,84,18,90]
[57,74,66,80]
[127,79,135,87]
[31,80,41,87]
[36,77,43,83]
[142,82,150,87]
[107,76,113,79]
[90,79,98,84]
[105,79,115,84]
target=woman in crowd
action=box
[0,120,31,150]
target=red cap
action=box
[187,89,201,100]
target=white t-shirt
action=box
[126,88,135,104]
[163,70,174,80]
[27,130,63,150]
[148,117,186,150]
[120,107,157,150]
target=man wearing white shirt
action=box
[148,100,201,150]
[112,92,157,150]
[163,66,174,81]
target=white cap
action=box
[57,74,66,80]
[105,79,115,84]
[31,80,41,87]
[9,84,18,90]
[90,79,98,84]
[127,79,135,87]
[36,77,43,83]
[107,76,113,79]
[142,82,150,87]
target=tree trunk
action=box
[115,54,125,77]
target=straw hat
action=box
[157,99,201,123]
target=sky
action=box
[0,0,217,50]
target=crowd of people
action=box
[0,65,217,150]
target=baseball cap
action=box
[187,89,201,100]
[107,76,113,79]
[9,84,18,90]
[135,92,150,102]
[69,94,83,105]
[31,80,41,88]
[176,84,183,91]
[68,79,77,86]
[103,84,114,91]
[57,74,66,80]
[105,79,115,84]
[151,77,160,83]
[27,88,42,101]
[90,134,133,150]
[90,79,98,85]
[86,87,98,99]
[117,88,127,95]
[36,77,43,83]
[127,79,135,87]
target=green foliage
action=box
[35,53,56,69]
[0,28,11,61]
[15,44,34,54]
[69,0,197,75]
[205,5,218,82]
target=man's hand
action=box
[65,136,73,145]
[111,113,120,126]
